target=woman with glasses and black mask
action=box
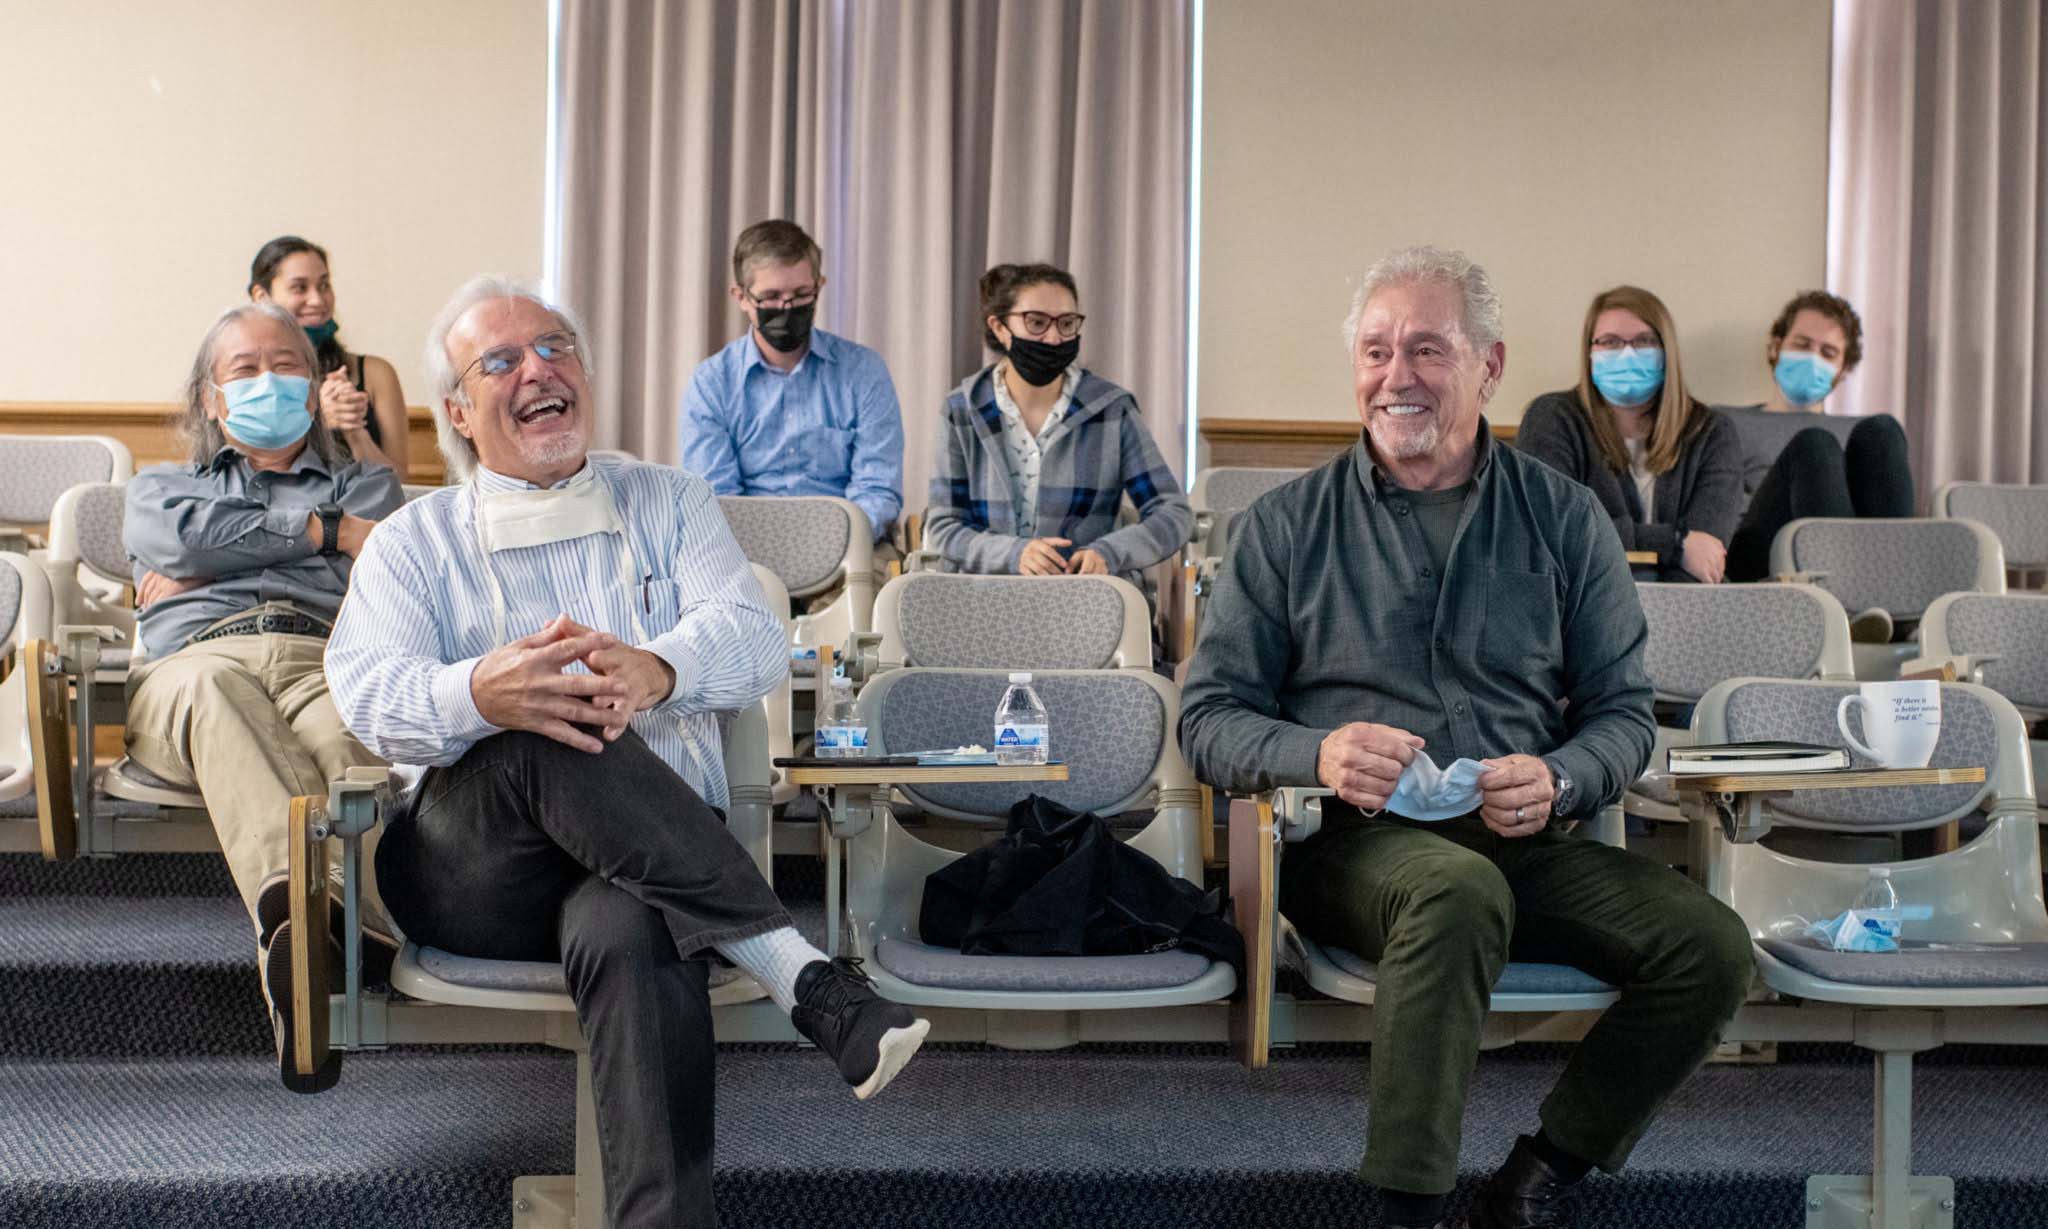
[924,262,1190,590]
[1516,285,1743,584]
[248,235,409,475]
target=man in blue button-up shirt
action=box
[679,220,905,571]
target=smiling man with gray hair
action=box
[1178,247,1752,1229]
[325,276,927,1228]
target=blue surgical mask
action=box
[215,371,313,450]
[1774,351,1838,407]
[1589,347,1665,407]
[303,319,339,346]
[1384,752,1489,822]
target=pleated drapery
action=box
[553,0,1193,505]
[1828,0,2047,492]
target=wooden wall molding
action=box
[1199,416,1516,470]
[0,401,447,484]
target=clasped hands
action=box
[469,614,676,753]
[1315,721,1556,838]
[1019,537,1110,576]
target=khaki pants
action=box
[125,631,388,936]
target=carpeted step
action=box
[4,1046,2047,1229]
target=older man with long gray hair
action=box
[124,300,404,1092]
[324,276,927,1229]
[1178,247,1753,1229]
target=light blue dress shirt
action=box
[678,328,904,541]
[325,454,786,808]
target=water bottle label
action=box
[816,726,868,752]
[995,723,1048,749]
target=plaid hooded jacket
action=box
[924,364,1192,583]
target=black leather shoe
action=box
[262,921,342,1095]
[1467,1135,1576,1228]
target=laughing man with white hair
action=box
[325,276,927,1228]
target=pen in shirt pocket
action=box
[641,572,653,613]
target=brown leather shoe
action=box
[1467,1135,1576,1228]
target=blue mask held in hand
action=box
[1384,751,1489,822]
[1590,347,1665,407]
[1773,351,1838,407]
[216,371,313,451]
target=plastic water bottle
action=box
[815,671,867,758]
[994,671,1049,766]
[1851,866,1901,948]
[790,618,817,675]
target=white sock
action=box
[716,927,828,1014]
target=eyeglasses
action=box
[746,287,819,310]
[1590,333,1661,352]
[1006,310,1086,340]
[461,332,581,383]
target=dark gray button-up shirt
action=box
[125,446,403,659]
[1178,424,1654,818]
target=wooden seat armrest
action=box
[25,639,75,860]
[1227,796,1279,1070]
[288,793,333,1084]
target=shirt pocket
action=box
[1480,567,1563,674]
[809,427,855,485]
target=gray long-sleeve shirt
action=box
[125,446,403,658]
[1177,425,1654,819]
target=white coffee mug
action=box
[1836,680,1942,769]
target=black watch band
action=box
[316,503,343,556]
[1544,756,1574,816]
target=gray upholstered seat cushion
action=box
[414,946,746,994]
[0,562,19,638]
[0,440,121,524]
[718,496,851,596]
[1758,938,2048,988]
[1943,594,2048,712]
[875,937,1213,992]
[1782,519,1990,619]
[1324,945,1614,995]
[1941,484,2048,567]
[1721,682,1997,826]
[869,671,1163,817]
[1636,583,1831,701]
[896,575,1128,669]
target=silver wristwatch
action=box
[1544,757,1575,816]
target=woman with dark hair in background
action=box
[1517,285,1743,583]
[923,262,1190,590]
[248,235,409,475]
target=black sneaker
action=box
[1467,1135,1577,1228]
[262,920,342,1095]
[791,957,929,1100]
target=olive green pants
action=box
[1280,811,1753,1196]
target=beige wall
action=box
[1199,0,1833,431]
[0,1,546,406]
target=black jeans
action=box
[1728,415,1915,581]
[376,729,792,1229]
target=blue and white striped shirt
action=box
[325,454,785,807]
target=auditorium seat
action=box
[0,553,54,835]
[1180,466,1306,660]
[1228,786,1622,1070]
[718,495,877,675]
[1769,517,2006,680]
[0,434,132,552]
[1932,481,2048,589]
[1627,581,1855,828]
[844,571,1153,681]
[1918,591,2048,814]
[838,667,1231,1028]
[285,701,782,1229]
[1693,677,2047,1226]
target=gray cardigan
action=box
[1516,391,1744,581]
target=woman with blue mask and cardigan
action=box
[1517,285,1743,584]
[924,262,1191,592]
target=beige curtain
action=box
[1827,0,2047,493]
[554,0,1192,506]
[555,0,834,465]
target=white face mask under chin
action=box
[472,467,650,647]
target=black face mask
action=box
[755,303,815,354]
[1005,333,1080,387]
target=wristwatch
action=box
[1544,757,1575,817]
[316,502,343,556]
